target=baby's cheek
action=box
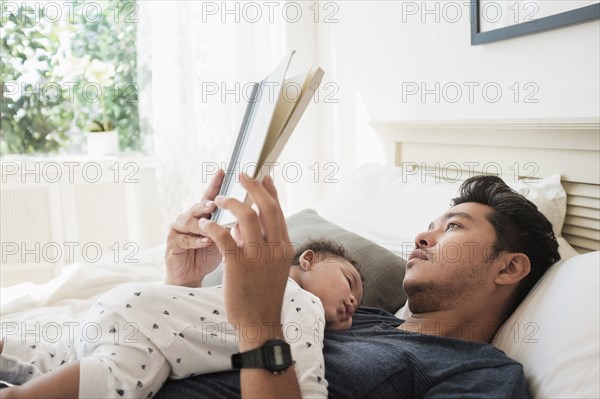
[322,305,337,322]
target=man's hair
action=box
[291,239,364,284]
[451,175,560,317]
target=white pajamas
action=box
[1,279,327,398]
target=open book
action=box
[213,51,324,225]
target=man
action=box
[157,171,560,398]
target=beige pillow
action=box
[286,209,407,313]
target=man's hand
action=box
[198,174,295,342]
[165,170,225,287]
[197,174,301,398]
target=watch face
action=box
[231,339,292,373]
[273,345,285,366]
[266,340,292,373]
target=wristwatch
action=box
[231,339,293,374]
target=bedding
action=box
[316,163,598,398]
[1,163,598,398]
[317,163,579,259]
[493,251,600,398]
[0,246,166,325]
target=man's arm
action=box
[198,174,302,398]
[237,325,302,399]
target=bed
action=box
[1,118,599,398]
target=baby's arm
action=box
[0,362,79,399]
[281,285,328,399]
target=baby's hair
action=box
[291,238,364,285]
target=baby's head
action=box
[289,239,364,331]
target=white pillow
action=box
[317,164,460,258]
[317,163,578,259]
[510,175,578,259]
[492,252,600,398]
[511,175,565,237]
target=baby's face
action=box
[301,258,363,331]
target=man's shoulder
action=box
[323,307,528,398]
[329,306,521,365]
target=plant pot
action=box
[87,130,119,156]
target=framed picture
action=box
[471,0,600,45]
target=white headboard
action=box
[370,118,600,253]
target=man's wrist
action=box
[238,323,285,352]
[232,339,293,374]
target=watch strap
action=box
[232,345,265,369]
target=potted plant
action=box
[86,119,119,156]
[56,56,119,156]
[83,59,119,156]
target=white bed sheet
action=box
[1,246,167,332]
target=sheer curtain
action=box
[138,1,286,224]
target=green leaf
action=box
[88,120,105,132]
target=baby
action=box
[0,239,363,399]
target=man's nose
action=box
[414,230,436,249]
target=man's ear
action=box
[299,250,315,271]
[495,253,531,286]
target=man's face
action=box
[403,202,501,314]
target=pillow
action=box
[317,163,578,259]
[317,164,459,258]
[492,251,600,398]
[286,209,407,313]
[510,175,578,259]
[510,175,565,237]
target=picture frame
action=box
[470,0,600,45]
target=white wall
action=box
[292,1,600,202]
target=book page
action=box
[215,51,294,225]
[258,70,309,168]
[258,66,324,173]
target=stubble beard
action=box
[403,260,492,314]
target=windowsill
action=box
[1,153,157,167]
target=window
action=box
[1,0,142,155]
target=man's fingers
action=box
[231,223,243,244]
[213,195,263,244]
[188,200,217,219]
[262,175,285,218]
[261,176,293,256]
[261,174,279,201]
[239,174,282,242]
[198,218,238,260]
[167,230,213,254]
[200,169,225,203]
[170,216,205,236]
[186,169,223,219]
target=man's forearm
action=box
[237,325,301,398]
[198,175,301,398]
[240,369,301,399]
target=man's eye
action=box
[346,276,352,287]
[445,222,459,231]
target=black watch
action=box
[231,339,293,374]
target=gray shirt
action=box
[156,307,529,398]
